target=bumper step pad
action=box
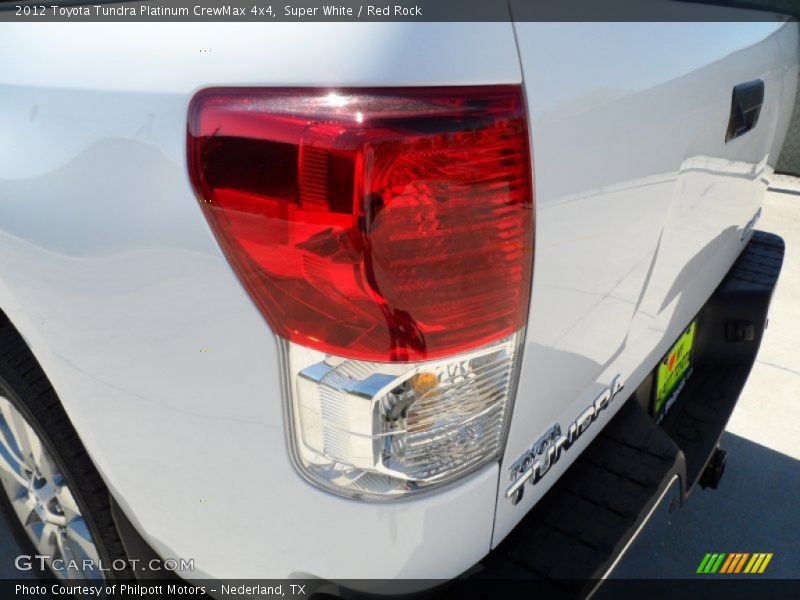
[466,401,683,597]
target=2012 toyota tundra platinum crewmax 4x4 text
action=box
[0,9,795,598]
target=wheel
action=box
[0,320,130,581]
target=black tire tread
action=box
[0,318,130,579]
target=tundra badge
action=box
[506,375,625,504]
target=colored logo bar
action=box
[697,553,773,574]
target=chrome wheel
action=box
[0,394,104,581]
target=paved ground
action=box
[612,187,800,579]
[0,190,797,584]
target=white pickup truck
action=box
[0,11,795,598]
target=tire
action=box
[0,319,131,581]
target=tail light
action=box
[188,87,533,499]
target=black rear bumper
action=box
[460,231,785,598]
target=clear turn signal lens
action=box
[281,332,523,500]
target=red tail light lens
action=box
[188,87,533,362]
